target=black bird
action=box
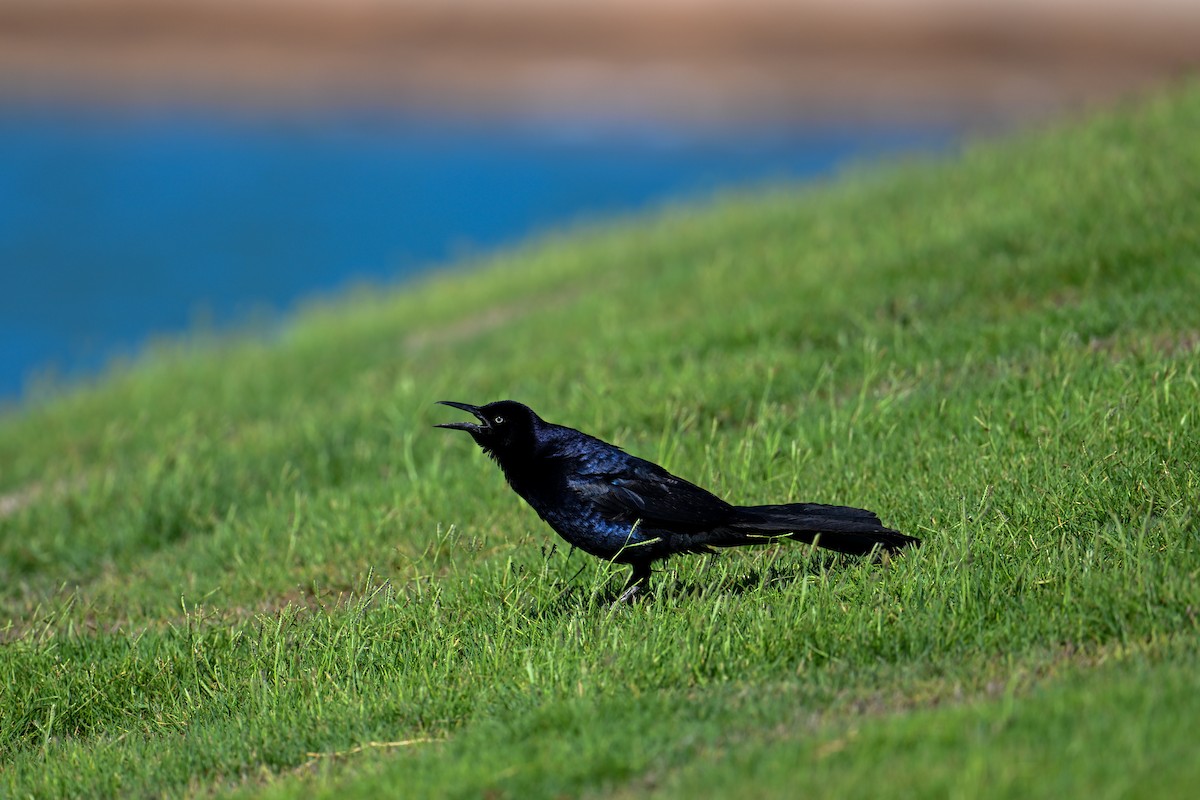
[436,400,918,598]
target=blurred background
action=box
[2,0,1197,403]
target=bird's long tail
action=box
[727,503,919,555]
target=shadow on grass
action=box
[516,548,848,616]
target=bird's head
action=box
[435,399,542,458]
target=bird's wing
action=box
[569,457,736,532]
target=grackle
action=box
[436,400,918,599]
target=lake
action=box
[0,105,955,401]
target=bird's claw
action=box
[613,583,645,605]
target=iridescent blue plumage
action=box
[436,400,918,597]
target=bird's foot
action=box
[608,561,652,608]
[612,582,646,606]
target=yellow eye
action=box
[493,416,504,424]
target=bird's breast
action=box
[500,456,669,562]
[538,502,663,562]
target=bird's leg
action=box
[614,560,652,604]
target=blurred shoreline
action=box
[1,0,1198,127]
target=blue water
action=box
[0,106,955,401]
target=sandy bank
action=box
[1,0,1198,125]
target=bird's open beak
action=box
[434,401,488,432]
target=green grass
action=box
[2,83,1199,798]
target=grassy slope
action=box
[1,85,1198,798]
